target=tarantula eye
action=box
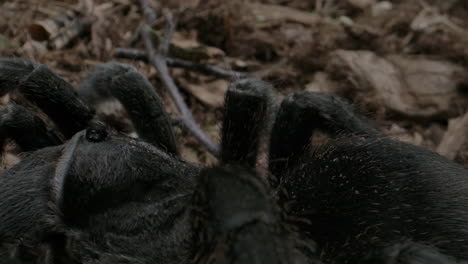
[85,122,108,142]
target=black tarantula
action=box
[0,58,467,264]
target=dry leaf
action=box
[327,50,468,119]
[179,79,228,107]
[180,146,201,164]
[347,0,376,9]
[248,3,322,26]
[386,124,424,146]
[437,113,468,160]
[29,7,91,49]
[371,1,393,17]
[305,72,340,94]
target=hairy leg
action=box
[269,92,379,177]
[78,62,180,156]
[0,58,93,138]
[0,103,63,153]
[221,79,274,168]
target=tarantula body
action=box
[0,58,467,263]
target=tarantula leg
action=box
[0,103,63,153]
[78,62,179,156]
[0,58,94,138]
[191,165,319,264]
[221,79,274,168]
[269,92,379,176]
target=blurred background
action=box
[1,0,468,167]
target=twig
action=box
[159,9,175,55]
[139,0,157,25]
[139,2,220,156]
[114,48,250,79]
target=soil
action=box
[1,0,468,167]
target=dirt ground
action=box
[1,0,468,167]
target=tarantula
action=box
[0,58,467,264]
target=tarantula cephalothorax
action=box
[0,58,468,264]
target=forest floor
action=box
[1,0,468,167]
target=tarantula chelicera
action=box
[0,58,468,264]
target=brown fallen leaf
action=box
[437,112,468,160]
[248,2,323,26]
[371,1,393,17]
[180,146,201,164]
[410,2,465,35]
[0,94,10,106]
[305,72,341,94]
[385,123,424,147]
[178,78,228,107]
[347,0,376,10]
[29,7,92,50]
[1,153,20,169]
[327,50,468,119]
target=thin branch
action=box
[114,48,250,79]
[139,5,220,156]
[139,0,157,25]
[159,8,176,55]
